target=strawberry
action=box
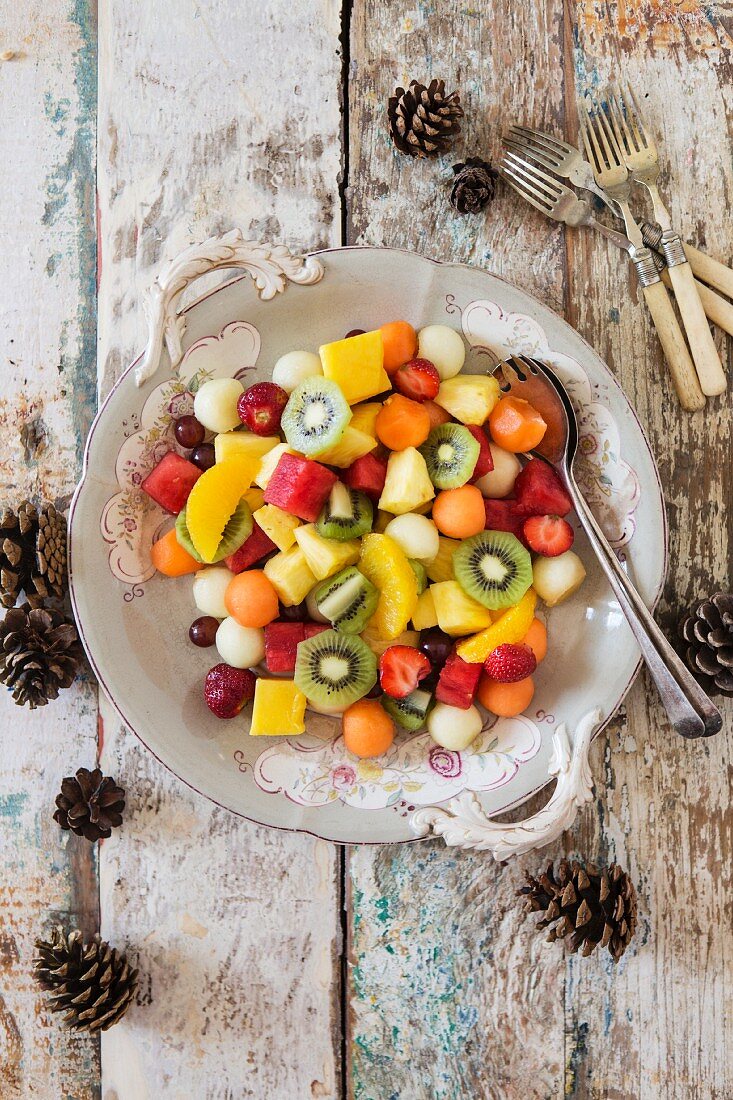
[379,645,431,699]
[483,643,537,683]
[523,514,574,557]
[467,425,493,481]
[344,451,388,500]
[237,382,289,435]
[394,358,440,402]
[204,663,256,719]
[483,498,529,544]
[435,652,482,709]
[514,458,572,517]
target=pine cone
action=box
[34,926,138,1032]
[518,859,637,962]
[679,592,733,697]
[53,767,126,841]
[450,157,499,214]
[0,603,81,708]
[0,501,67,609]
[387,79,463,158]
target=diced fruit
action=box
[305,622,330,639]
[380,320,418,376]
[420,424,480,489]
[378,448,435,515]
[214,431,280,465]
[249,678,307,736]
[225,570,279,628]
[177,499,252,564]
[474,443,522,498]
[381,688,433,731]
[424,537,459,583]
[225,522,277,572]
[514,459,573,517]
[265,622,306,673]
[174,415,205,449]
[483,498,528,543]
[417,325,465,380]
[349,402,382,438]
[423,400,453,431]
[374,510,392,533]
[263,546,318,606]
[237,382,289,435]
[434,375,501,425]
[456,587,537,662]
[272,349,323,393]
[379,645,431,699]
[190,443,216,471]
[319,329,391,404]
[343,699,395,758]
[467,426,493,481]
[294,524,360,580]
[344,452,388,500]
[150,527,203,577]
[453,530,533,611]
[193,565,233,618]
[532,550,586,607]
[255,443,295,489]
[489,396,547,453]
[412,588,438,630]
[243,487,265,511]
[282,377,352,456]
[264,453,338,523]
[477,674,535,717]
[315,426,377,468]
[193,378,245,434]
[409,559,427,594]
[430,580,493,636]
[185,455,258,562]
[384,513,440,562]
[204,663,256,719]
[432,485,486,539]
[418,628,454,669]
[294,629,377,709]
[523,514,574,557]
[316,484,373,541]
[435,653,483,710]
[428,701,483,749]
[484,643,537,683]
[394,358,440,402]
[361,626,420,658]
[359,533,420,640]
[216,618,266,668]
[312,566,379,633]
[189,616,219,647]
[524,618,548,662]
[375,395,431,451]
[253,504,301,551]
[142,451,202,515]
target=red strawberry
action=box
[204,663,256,719]
[237,382,289,435]
[394,358,440,402]
[225,522,277,572]
[435,652,482,710]
[484,643,537,683]
[483,498,529,544]
[141,451,201,514]
[264,453,338,522]
[514,458,572,517]
[379,645,431,699]
[467,426,494,481]
[265,622,305,673]
[344,452,388,500]
[523,514,574,557]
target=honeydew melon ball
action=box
[215,616,265,669]
[428,702,483,750]
[532,550,586,608]
[272,350,323,393]
[193,378,244,434]
[417,325,466,380]
[192,565,232,619]
[474,443,522,499]
[384,513,440,563]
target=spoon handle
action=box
[568,479,722,738]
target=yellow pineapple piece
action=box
[361,626,420,658]
[350,402,381,438]
[430,581,493,637]
[434,375,501,425]
[185,455,258,563]
[293,524,360,580]
[254,504,301,551]
[313,426,377,467]
[359,533,419,640]
[411,588,438,631]
[456,588,537,662]
[254,443,295,489]
[319,330,391,405]
[378,448,435,515]
[249,678,307,737]
[424,537,459,583]
[264,545,317,606]
[243,486,265,512]
[214,431,280,465]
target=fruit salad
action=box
[145,319,587,758]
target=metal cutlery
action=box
[494,354,722,739]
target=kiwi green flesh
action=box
[408,559,428,595]
[419,424,480,489]
[316,486,373,540]
[453,530,532,610]
[294,628,377,708]
[382,688,434,731]
[176,499,252,564]
[281,376,351,456]
[314,566,379,634]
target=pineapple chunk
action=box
[412,588,438,630]
[255,443,294,489]
[253,504,301,551]
[214,431,280,465]
[350,402,381,438]
[249,678,307,737]
[378,448,435,515]
[431,581,493,636]
[243,486,265,512]
[293,524,360,580]
[319,330,391,404]
[434,375,501,425]
[361,626,420,658]
[264,545,317,605]
[313,426,377,467]
[424,537,459,583]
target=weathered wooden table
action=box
[2,2,731,1097]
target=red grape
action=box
[419,628,453,669]
[345,328,365,339]
[190,442,216,471]
[174,415,205,448]
[189,616,219,647]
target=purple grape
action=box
[367,682,383,699]
[344,328,365,339]
[419,628,453,670]
[174,414,205,449]
[190,442,216,471]
[189,616,219,647]
[278,600,309,622]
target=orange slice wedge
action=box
[186,455,258,563]
[359,532,419,640]
[456,587,537,663]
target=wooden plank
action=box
[0,3,100,1098]
[95,2,345,1096]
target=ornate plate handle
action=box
[135,230,325,387]
[411,708,602,859]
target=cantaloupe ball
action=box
[193,378,244,434]
[417,325,466,380]
[215,617,266,668]
[474,443,522,498]
[272,350,323,393]
[384,514,440,562]
[192,565,232,618]
[428,702,483,750]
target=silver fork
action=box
[606,85,726,397]
[499,150,705,411]
[494,354,722,739]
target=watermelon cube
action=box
[344,452,388,500]
[265,622,305,673]
[514,458,572,517]
[225,522,277,573]
[264,454,338,523]
[436,653,482,710]
[467,426,493,481]
[304,622,330,640]
[141,451,201,514]
[483,498,528,545]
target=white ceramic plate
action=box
[69,245,666,844]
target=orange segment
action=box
[456,587,537,663]
[186,455,258,563]
[359,533,419,640]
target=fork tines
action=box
[579,95,624,172]
[499,150,562,212]
[505,125,569,169]
[607,84,652,155]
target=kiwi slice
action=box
[419,424,481,489]
[281,376,351,456]
[408,559,428,595]
[295,628,377,709]
[316,483,373,540]
[453,531,532,611]
[175,500,252,564]
[382,688,433,731]
[312,566,379,634]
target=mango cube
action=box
[319,330,391,405]
[349,402,382,438]
[249,678,307,737]
[293,524,360,580]
[254,504,301,551]
[264,545,317,605]
[378,448,435,515]
[430,581,493,636]
[313,426,377,468]
[411,588,438,631]
[214,431,280,465]
[434,375,501,425]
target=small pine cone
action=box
[54,767,126,842]
[34,926,138,1032]
[450,157,499,214]
[0,500,67,608]
[679,592,733,697]
[518,859,637,962]
[387,78,463,158]
[0,603,81,708]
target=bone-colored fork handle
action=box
[641,280,706,410]
[666,260,727,396]
[660,269,733,338]
[683,242,733,300]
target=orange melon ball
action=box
[488,396,547,453]
[432,485,486,538]
[380,321,418,376]
[225,570,279,628]
[375,394,431,450]
[343,699,395,758]
[477,674,535,717]
[523,618,547,662]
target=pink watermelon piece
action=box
[467,426,493,481]
[344,452,388,500]
[265,622,306,673]
[141,451,201,514]
[514,458,572,517]
[225,522,277,573]
[264,453,338,523]
[436,652,482,710]
[304,622,330,640]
